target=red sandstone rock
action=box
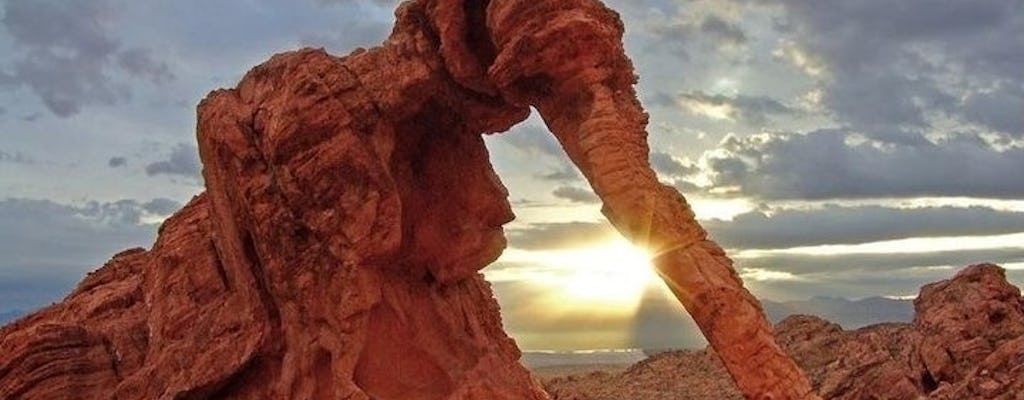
[545,264,1024,399]
[1,1,812,399]
[1,2,541,397]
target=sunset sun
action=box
[494,238,661,312]
[550,240,660,307]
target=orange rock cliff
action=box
[0,1,815,399]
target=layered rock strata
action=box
[1,1,811,399]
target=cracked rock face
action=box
[1,1,812,399]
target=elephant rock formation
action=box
[0,1,813,399]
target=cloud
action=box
[552,186,599,204]
[538,166,583,183]
[145,143,201,180]
[495,124,586,184]
[141,198,183,216]
[962,84,1024,137]
[649,151,697,178]
[699,15,746,46]
[674,90,796,125]
[737,247,1024,278]
[705,129,1024,199]
[108,156,127,168]
[116,48,175,85]
[500,124,562,158]
[706,205,1024,250]
[671,179,703,194]
[0,150,35,165]
[740,253,1024,301]
[645,13,749,58]
[506,222,616,251]
[760,0,1023,140]
[0,0,173,117]
[297,9,392,54]
[0,198,159,310]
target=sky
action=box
[1,0,1023,350]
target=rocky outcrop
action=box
[1,1,811,399]
[0,2,541,398]
[783,264,1024,399]
[545,264,1024,399]
[545,350,744,400]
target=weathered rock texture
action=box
[0,1,811,399]
[545,264,1024,399]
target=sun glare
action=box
[496,239,661,312]
[551,240,659,307]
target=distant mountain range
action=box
[523,296,915,368]
[763,296,914,329]
[632,290,914,351]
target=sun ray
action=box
[493,239,660,314]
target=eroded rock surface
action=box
[0,1,812,399]
[0,2,543,398]
[545,264,1024,399]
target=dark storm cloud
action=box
[707,205,1024,249]
[145,143,201,180]
[677,90,796,125]
[0,198,158,310]
[0,0,173,117]
[506,222,616,251]
[650,151,698,178]
[705,129,1024,199]
[762,0,1024,140]
[551,186,599,204]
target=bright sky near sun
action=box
[1,0,1023,350]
